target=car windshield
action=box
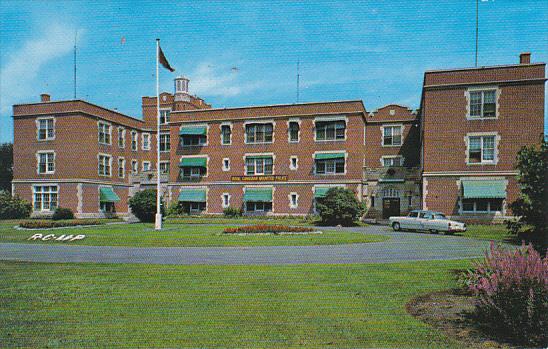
[434,214,447,220]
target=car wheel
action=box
[392,222,401,231]
[429,229,439,234]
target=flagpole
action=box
[155,38,162,230]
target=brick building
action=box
[10,53,545,221]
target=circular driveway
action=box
[0,226,494,265]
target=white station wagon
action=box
[389,210,467,234]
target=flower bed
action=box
[224,225,316,234]
[18,219,105,229]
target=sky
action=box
[1,0,547,143]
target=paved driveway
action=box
[0,226,493,265]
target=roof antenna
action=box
[475,0,478,67]
[74,30,78,99]
[296,59,300,103]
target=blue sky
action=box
[1,0,547,143]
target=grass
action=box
[0,259,472,348]
[455,224,513,242]
[0,221,387,247]
[165,216,368,227]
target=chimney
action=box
[40,93,51,102]
[519,52,531,64]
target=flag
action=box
[158,45,175,72]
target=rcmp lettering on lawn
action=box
[28,234,86,242]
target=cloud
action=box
[190,62,264,98]
[0,23,80,114]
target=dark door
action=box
[382,198,400,219]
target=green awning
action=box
[99,187,120,202]
[179,126,207,136]
[462,180,506,199]
[314,153,345,160]
[243,187,272,202]
[314,187,331,198]
[178,188,206,202]
[179,157,207,167]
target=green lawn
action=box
[0,221,387,247]
[0,259,471,348]
[456,224,513,241]
[165,216,368,227]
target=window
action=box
[37,152,55,174]
[131,131,138,151]
[289,193,298,208]
[245,123,273,144]
[118,158,125,178]
[290,156,298,170]
[469,90,496,118]
[468,135,496,164]
[246,201,272,213]
[222,158,230,171]
[33,185,58,211]
[98,155,111,176]
[408,211,418,218]
[383,126,402,146]
[245,157,273,175]
[131,160,138,174]
[221,125,232,145]
[118,127,126,148]
[382,156,403,167]
[159,109,171,124]
[222,193,230,208]
[462,198,503,213]
[98,122,111,145]
[382,188,400,198]
[100,202,115,213]
[182,135,207,147]
[142,161,151,172]
[37,118,54,140]
[288,122,299,142]
[159,133,170,152]
[181,167,205,180]
[315,120,345,141]
[159,162,170,174]
[315,158,345,175]
[142,133,151,150]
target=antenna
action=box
[296,59,300,103]
[74,30,78,99]
[475,0,479,67]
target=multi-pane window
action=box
[462,198,503,213]
[469,135,495,163]
[182,167,205,180]
[38,152,55,174]
[316,158,345,175]
[246,201,272,213]
[118,127,125,148]
[245,157,273,175]
[118,158,125,178]
[131,160,138,174]
[469,90,496,118]
[382,156,403,167]
[245,123,273,144]
[383,126,402,146]
[142,133,151,150]
[37,118,54,140]
[98,155,111,176]
[159,133,170,152]
[131,131,138,151]
[159,162,170,174]
[315,120,345,141]
[98,122,111,145]
[159,109,171,124]
[182,135,206,147]
[33,185,58,211]
[288,122,299,142]
[142,161,151,172]
[221,125,232,145]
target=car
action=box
[388,210,467,234]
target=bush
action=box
[0,190,32,219]
[223,206,242,218]
[463,242,548,346]
[166,202,183,217]
[128,189,165,223]
[316,188,364,226]
[52,207,74,220]
[19,219,103,229]
[224,225,315,234]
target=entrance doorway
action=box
[382,198,400,219]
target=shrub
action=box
[0,190,32,219]
[224,225,315,234]
[223,206,242,218]
[166,202,183,217]
[52,207,74,220]
[128,189,165,223]
[463,242,548,346]
[19,219,103,229]
[316,188,364,226]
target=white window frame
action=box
[36,117,55,141]
[220,122,232,145]
[159,108,171,125]
[36,150,55,175]
[381,124,403,147]
[117,127,126,148]
[244,154,274,176]
[289,192,299,209]
[221,193,231,208]
[98,121,112,145]
[131,131,138,151]
[159,161,170,174]
[466,87,500,120]
[289,156,298,170]
[142,161,151,172]
[313,151,347,175]
[461,198,504,214]
[32,185,59,212]
[118,157,125,178]
[222,158,231,171]
[380,155,404,167]
[142,133,151,151]
[159,132,170,152]
[465,132,499,165]
[244,121,274,144]
[314,117,347,142]
[98,154,112,177]
[131,159,138,174]
[287,119,301,143]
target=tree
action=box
[316,187,365,226]
[128,189,165,223]
[0,143,13,193]
[506,137,547,253]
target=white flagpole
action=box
[155,39,162,230]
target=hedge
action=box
[224,225,315,234]
[18,219,104,229]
